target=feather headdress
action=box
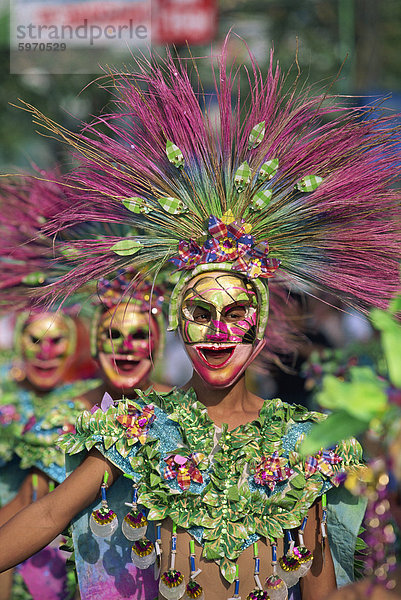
[18,39,401,322]
[0,170,132,313]
[0,170,75,311]
[0,170,163,313]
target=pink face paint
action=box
[21,312,77,391]
[96,303,160,391]
[206,320,229,342]
[185,341,265,388]
[179,271,264,388]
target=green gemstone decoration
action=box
[258,158,279,181]
[248,121,265,149]
[250,189,273,211]
[157,196,188,215]
[110,239,143,257]
[296,175,324,192]
[166,140,185,168]
[60,246,80,259]
[22,272,46,285]
[234,161,252,193]
[123,197,152,214]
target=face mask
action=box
[179,271,264,388]
[21,313,77,391]
[96,303,160,390]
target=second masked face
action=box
[96,303,159,391]
[180,271,260,388]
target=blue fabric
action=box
[288,584,301,600]
[35,460,66,485]
[0,457,27,506]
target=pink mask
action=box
[179,271,264,388]
[96,303,160,391]
[20,312,77,391]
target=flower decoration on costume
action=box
[90,392,114,414]
[116,404,156,445]
[163,451,205,491]
[290,434,344,480]
[171,213,280,279]
[253,451,294,491]
[0,404,21,425]
[303,449,343,479]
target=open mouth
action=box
[30,360,61,376]
[111,355,141,373]
[196,345,235,368]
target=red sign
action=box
[154,0,217,45]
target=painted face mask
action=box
[96,303,160,391]
[179,271,264,387]
[20,312,77,391]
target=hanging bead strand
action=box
[246,542,269,600]
[89,471,118,537]
[277,531,300,588]
[254,542,262,590]
[122,476,148,541]
[159,523,186,600]
[183,540,204,599]
[321,494,327,564]
[294,518,313,576]
[228,565,241,599]
[154,522,162,580]
[31,473,38,502]
[265,542,288,600]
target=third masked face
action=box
[21,312,77,391]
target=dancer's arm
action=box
[0,448,121,572]
[0,469,50,528]
[0,470,50,600]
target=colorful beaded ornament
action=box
[159,524,186,600]
[183,540,203,600]
[265,543,287,600]
[122,478,148,541]
[89,471,118,538]
[131,538,156,569]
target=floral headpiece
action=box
[171,213,280,280]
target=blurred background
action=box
[0,0,400,171]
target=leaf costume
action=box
[61,388,366,598]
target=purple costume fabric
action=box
[17,543,68,600]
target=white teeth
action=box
[109,355,142,362]
[197,345,235,351]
